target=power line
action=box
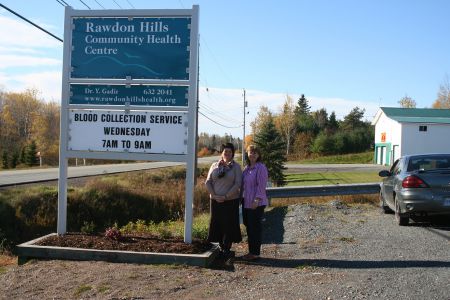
[112,0,122,8]
[0,3,63,42]
[199,104,238,124]
[60,0,70,5]
[93,0,106,9]
[199,111,242,129]
[200,37,237,87]
[55,0,66,7]
[78,0,91,9]
[200,102,241,123]
[125,0,135,8]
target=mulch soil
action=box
[35,232,213,254]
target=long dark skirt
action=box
[207,198,242,247]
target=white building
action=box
[372,107,450,165]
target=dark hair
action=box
[220,143,235,158]
[245,144,262,165]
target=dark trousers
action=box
[243,205,265,256]
[207,198,242,251]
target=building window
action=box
[419,125,427,132]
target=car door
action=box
[383,158,402,207]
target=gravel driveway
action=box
[1,202,449,299]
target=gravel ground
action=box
[1,202,449,300]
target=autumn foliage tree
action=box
[432,75,450,108]
[0,89,60,167]
[398,95,417,108]
[275,95,296,155]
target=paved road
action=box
[0,158,385,187]
[0,156,219,187]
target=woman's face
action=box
[247,150,259,164]
[222,148,233,162]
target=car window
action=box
[390,159,400,174]
[407,155,450,172]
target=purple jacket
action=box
[242,162,269,208]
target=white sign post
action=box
[58,6,199,243]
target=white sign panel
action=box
[68,110,187,154]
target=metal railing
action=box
[266,182,380,199]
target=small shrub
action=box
[80,221,95,234]
[157,227,173,239]
[197,147,211,157]
[104,227,121,240]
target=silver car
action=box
[379,153,450,225]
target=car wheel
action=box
[394,196,409,226]
[379,191,392,214]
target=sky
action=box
[1,0,450,137]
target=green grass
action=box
[290,151,374,164]
[285,171,380,186]
[338,236,356,243]
[295,262,317,270]
[120,213,210,240]
[97,285,110,293]
[74,285,92,297]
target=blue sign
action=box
[71,17,191,79]
[70,84,188,106]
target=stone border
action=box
[16,233,219,267]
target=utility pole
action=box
[242,89,247,166]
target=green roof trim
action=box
[380,107,450,124]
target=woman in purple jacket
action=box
[241,144,269,261]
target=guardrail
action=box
[266,182,380,199]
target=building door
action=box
[392,145,399,163]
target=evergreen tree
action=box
[327,111,339,133]
[10,151,19,168]
[253,117,287,186]
[341,106,366,131]
[294,94,311,116]
[2,151,8,169]
[25,140,39,166]
[294,94,316,134]
[19,146,26,164]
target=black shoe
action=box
[223,250,235,259]
[217,249,235,260]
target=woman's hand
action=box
[213,195,226,203]
[251,198,260,209]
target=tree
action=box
[293,94,316,134]
[10,151,19,168]
[2,151,8,169]
[24,140,39,167]
[0,89,41,156]
[30,101,60,165]
[276,95,296,155]
[398,95,417,108]
[327,111,339,133]
[253,116,287,186]
[432,75,450,108]
[250,105,272,137]
[19,146,26,164]
[311,132,336,155]
[291,132,314,159]
[294,94,311,116]
[312,108,328,131]
[341,107,366,131]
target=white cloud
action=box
[0,46,38,54]
[2,71,62,101]
[0,15,61,48]
[0,54,60,69]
